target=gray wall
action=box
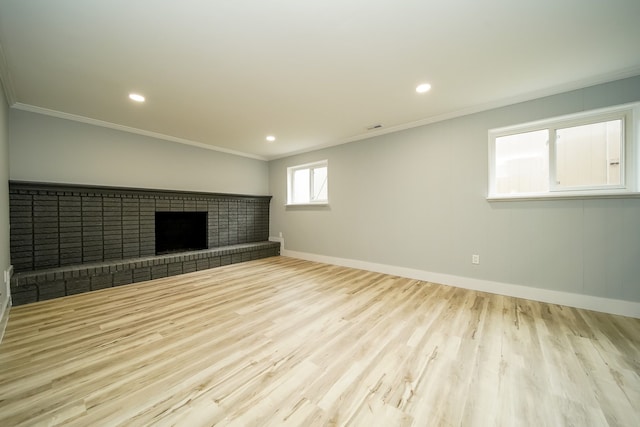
[269,76,640,303]
[9,109,269,196]
[0,80,10,330]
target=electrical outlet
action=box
[472,254,480,264]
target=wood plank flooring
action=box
[0,256,639,426]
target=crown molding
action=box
[348,67,640,142]
[11,102,268,161]
[272,67,640,160]
[6,61,640,163]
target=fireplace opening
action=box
[155,211,208,255]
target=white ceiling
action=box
[1,0,639,161]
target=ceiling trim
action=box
[8,67,640,163]
[272,67,640,160]
[11,103,269,161]
[0,39,16,105]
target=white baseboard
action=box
[0,297,11,344]
[281,248,640,319]
[1,264,14,343]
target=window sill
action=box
[487,190,640,201]
[285,202,330,209]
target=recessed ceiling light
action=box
[129,93,145,102]
[266,135,276,142]
[416,83,432,94]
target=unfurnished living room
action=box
[0,1,639,426]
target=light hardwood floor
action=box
[0,256,639,426]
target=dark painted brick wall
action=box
[9,182,272,273]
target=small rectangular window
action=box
[488,103,639,199]
[287,160,328,205]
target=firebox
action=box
[155,211,207,255]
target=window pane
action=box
[287,160,328,204]
[292,168,310,203]
[312,166,328,201]
[555,120,622,188]
[495,129,549,194]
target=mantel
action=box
[9,180,273,201]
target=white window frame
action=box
[286,160,329,206]
[488,102,640,200]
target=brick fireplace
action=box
[8,181,280,305]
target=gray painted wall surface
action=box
[9,109,269,196]
[269,76,640,303]
[0,83,10,323]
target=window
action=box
[287,160,328,205]
[488,103,639,199]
